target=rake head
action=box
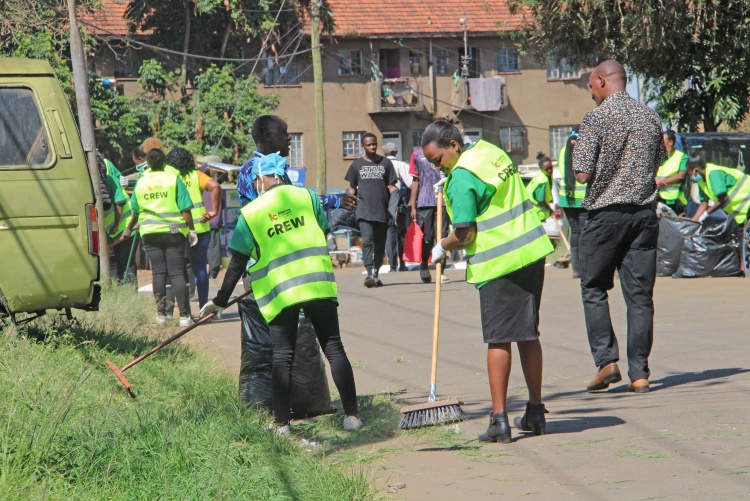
[106,359,136,398]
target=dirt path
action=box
[164,266,750,499]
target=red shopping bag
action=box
[402,221,423,263]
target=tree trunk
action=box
[219,11,231,59]
[181,0,192,102]
[703,96,719,132]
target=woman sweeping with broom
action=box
[422,119,554,443]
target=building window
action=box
[549,125,575,159]
[263,58,299,85]
[409,51,422,75]
[498,127,525,153]
[286,133,303,167]
[496,47,520,73]
[338,50,362,76]
[342,132,365,157]
[412,129,424,151]
[435,49,450,74]
[546,58,580,80]
[114,50,143,79]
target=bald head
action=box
[589,59,627,106]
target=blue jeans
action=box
[188,232,211,308]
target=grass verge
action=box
[0,282,379,500]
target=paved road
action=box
[185,265,750,500]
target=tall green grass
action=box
[0,282,379,500]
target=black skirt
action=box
[478,258,545,344]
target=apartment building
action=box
[85,0,595,190]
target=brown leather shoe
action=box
[586,362,622,391]
[628,379,650,394]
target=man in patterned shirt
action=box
[573,60,666,395]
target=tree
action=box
[511,0,750,131]
[135,59,280,163]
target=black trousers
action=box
[417,206,450,266]
[269,299,358,424]
[562,207,588,277]
[359,219,388,274]
[579,205,658,382]
[109,235,137,284]
[142,232,190,317]
[207,228,222,278]
[385,211,409,269]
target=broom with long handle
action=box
[400,190,465,429]
[106,290,253,398]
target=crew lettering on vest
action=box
[143,190,169,200]
[267,216,306,237]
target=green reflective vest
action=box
[104,158,121,179]
[104,198,133,239]
[526,170,553,221]
[134,169,188,237]
[656,150,686,202]
[245,185,337,322]
[700,164,750,224]
[556,145,587,207]
[444,140,554,284]
[181,170,210,234]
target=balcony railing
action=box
[368,78,423,113]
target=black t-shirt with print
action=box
[345,155,397,223]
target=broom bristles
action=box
[400,399,466,429]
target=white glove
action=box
[699,212,708,222]
[431,240,446,263]
[200,300,224,318]
[119,175,129,187]
[189,230,198,247]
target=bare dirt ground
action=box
[147,264,750,500]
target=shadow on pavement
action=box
[541,415,626,435]
[649,368,750,391]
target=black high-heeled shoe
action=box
[514,402,547,436]
[478,411,511,443]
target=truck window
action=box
[0,87,53,168]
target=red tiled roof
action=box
[326,0,526,37]
[78,0,143,36]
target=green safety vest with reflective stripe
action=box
[657,150,686,202]
[181,170,210,234]
[104,198,133,238]
[244,184,337,322]
[526,170,553,222]
[556,145,587,207]
[104,158,121,179]
[700,164,750,224]
[134,169,188,237]
[444,140,554,284]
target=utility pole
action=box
[67,0,110,278]
[311,1,327,195]
[460,17,469,79]
[429,38,438,119]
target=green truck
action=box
[0,58,101,325]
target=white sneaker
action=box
[441,275,451,284]
[165,313,173,321]
[343,416,363,430]
[268,423,291,436]
[179,316,194,327]
[156,315,167,326]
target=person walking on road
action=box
[383,142,412,272]
[573,60,666,394]
[167,147,222,309]
[122,148,198,327]
[345,133,397,287]
[556,126,588,278]
[200,154,361,435]
[409,148,451,284]
[423,119,554,443]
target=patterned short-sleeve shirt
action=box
[572,92,667,210]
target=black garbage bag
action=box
[329,208,359,232]
[239,297,333,417]
[656,216,700,277]
[673,220,743,278]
